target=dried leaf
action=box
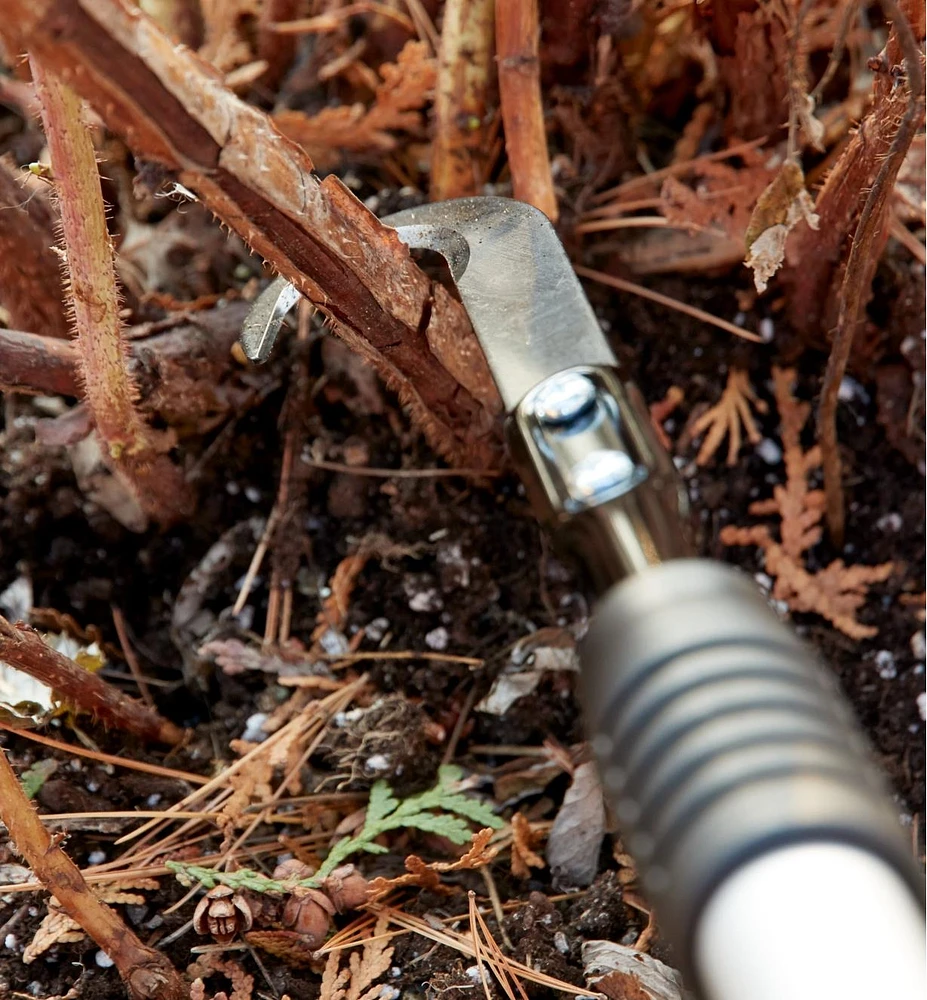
[583,940,692,1000]
[476,628,579,716]
[546,760,606,890]
[690,369,767,466]
[745,160,819,293]
[721,369,893,639]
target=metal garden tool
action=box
[242,197,925,1000]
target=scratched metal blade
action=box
[240,276,301,363]
[382,197,616,412]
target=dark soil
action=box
[0,225,924,999]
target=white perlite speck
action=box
[425,627,449,651]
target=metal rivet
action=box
[532,372,597,425]
[570,450,636,500]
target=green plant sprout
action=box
[168,765,502,893]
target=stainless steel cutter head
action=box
[240,196,615,410]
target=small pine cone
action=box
[320,865,370,912]
[282,886,335,947]
[272,859,315,882]
[193,885,253,944]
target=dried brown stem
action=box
[0,616,185,745]
[817,0,925,545]
[30,57,194,525]
[496,0,557,220]
[0,162,70,338]
[785,0,925,335]
[431,0,495,201]
[0,302,252,422]
[0,327,79,396]
[0,0,502,467]
[0,747,187,1000]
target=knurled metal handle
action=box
[580,558,924,985]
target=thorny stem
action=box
[496,0,557,221]
[1,0,503,468]
[30,58,192,525]
[0,616,185,745]
[817,0,925,545]
[431,0,496,201]
[0,748,187,1000]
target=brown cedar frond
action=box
[24,880,160,963]
[721,368,892,639]
[691,369,768,466]
[320,913,394,1000]
[187,954,254,1000]
[510,813,545,879]
[367,827,499,897]
[275,42,436,165]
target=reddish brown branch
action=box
[0,0,503,467]
[496,0,557,220]
[784,0,925,335]
[0,161,70,338]
[0,303,254,424]
[817,0,925,544]
[0,747,187,1000]
[431,0,495,201]
[0,616,185,745]
[30,58,194,526]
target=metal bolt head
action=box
[570,450,637,501]
[532,372,597,426]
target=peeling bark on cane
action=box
[0,0,504,468]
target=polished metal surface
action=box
[381,197,615,411]
[240,276,300,363]
[531,371,598,425]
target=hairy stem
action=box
[0,616,185,745]
[496,0,557,220]
[0,747,187,1000]
[431,0,496,201]
[817,0,925,544]
[30,57,193,525]
[0,0,503,467]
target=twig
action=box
[574,266,763,343]
[0,724,208,783]
[496,0,557,220]
[111,606,155,708]
[890,213,927,264]
[29,58,192,525]
[0,303,254,424]
[0,0,503,467]
[431,0,495,201]
[299,456,504,477]
[0,616,185,745]
[818,0,925,544]
[0,747,187,1000]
